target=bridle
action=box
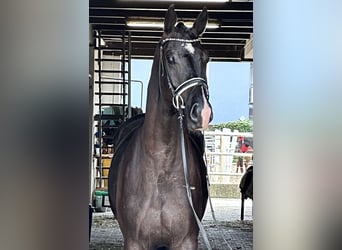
[159,37,209,110]
[159,37,213,250]
[157,36,233,250]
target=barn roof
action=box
[89,0,253,62]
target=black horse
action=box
[108,5,213,249]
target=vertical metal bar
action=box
[89,26,95,203]
[98,30,103,188]
[249,62,253,120]
[121,31,126,121]
[128,31,132,118]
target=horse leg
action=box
[241,194,245,221]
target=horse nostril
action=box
[190,103,199,122]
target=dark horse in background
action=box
[108,5,213,250]
[239,165,253,220]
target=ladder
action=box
[93,30,131,191]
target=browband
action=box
[160,38,200,47]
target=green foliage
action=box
[208,119,253,132]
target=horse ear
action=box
[164,4,177,34]
[192,7,208,37]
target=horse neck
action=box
[143,61,181,149]
[144,91,180,147]
[142,108,185,173]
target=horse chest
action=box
[155,174,184,200]
[140,183,195,238]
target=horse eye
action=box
[167,55,175,64]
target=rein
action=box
[178,107,233,250]
[177,109,212,250]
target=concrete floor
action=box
[89,198,253,250]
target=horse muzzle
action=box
[189,96,212,131]
[186,82,213,131]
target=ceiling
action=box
[89,0,253,62]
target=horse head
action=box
[159,4,213,131]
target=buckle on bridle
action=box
[173,95,185,110]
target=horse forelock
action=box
[176,22,190,34]
[176,22,186,29]
[163,22,197,41]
